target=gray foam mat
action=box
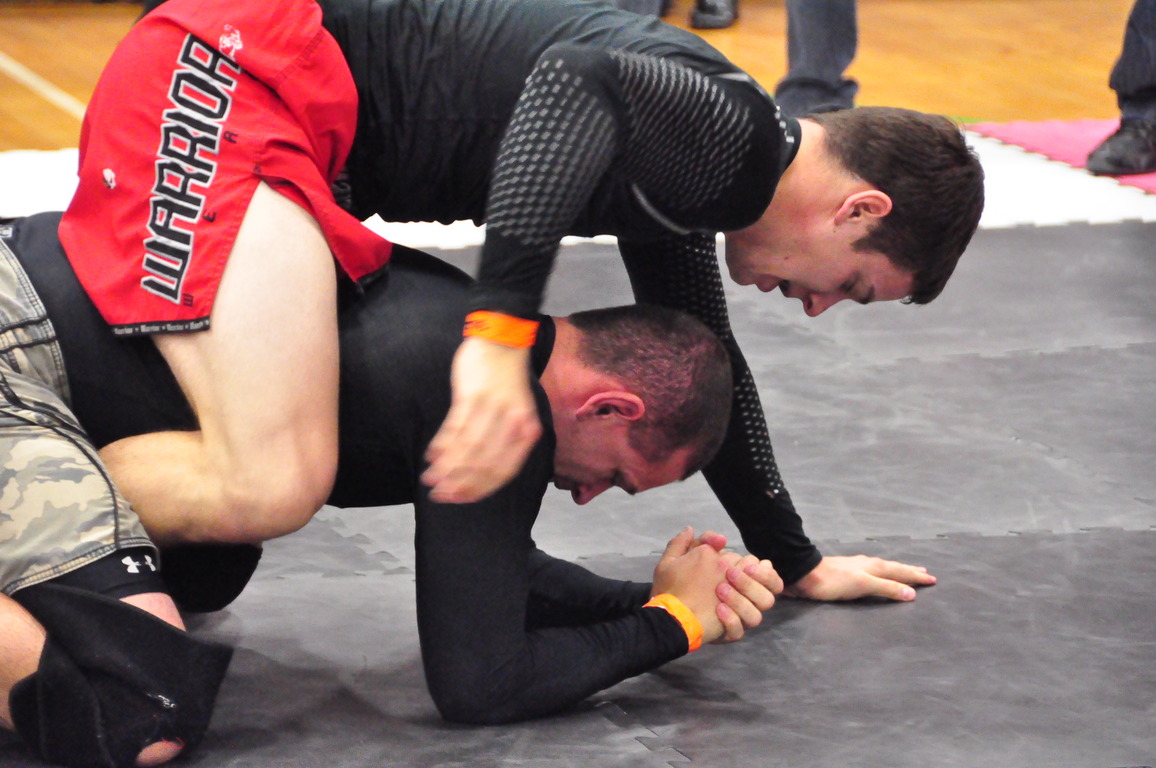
[584,529,1156,768]
[5,523,1151,767]
[3,221,1153,766]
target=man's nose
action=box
[572,481,612,505]
[802,291,842,317]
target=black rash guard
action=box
[314,0,821,582]
[7,212,686,723]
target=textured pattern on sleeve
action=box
[473,46,768,317]
[618,233,822,582]
[486,58,619,250]
[475,50,621,317]
[611,50,752,216]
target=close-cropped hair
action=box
[808,106,985,304]
[567,304,732,475]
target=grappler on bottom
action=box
[2,212,780,766]
[0,229,232,768]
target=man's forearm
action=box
[524,548,652,629]
[413,479,688,725]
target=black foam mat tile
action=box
[3,515,1152,768]
[755,343,1156,543]
[586,529,1156,768]
[4,221,1154,766]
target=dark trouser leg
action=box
[1110,0,1156,121]
[1088,0,1156,174]
[774,0,859,118]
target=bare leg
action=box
[0,594,44,731]
[1,591,186,766]
[100,182,341,546]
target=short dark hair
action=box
[807,107,985,304]
[567,304,732,476]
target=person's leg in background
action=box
[774,0,859,118]
[690,0,858,116]
[1087,0,1156,175]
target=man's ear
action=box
[576,391,646,422]
[836,189,892,225]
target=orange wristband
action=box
[463,311,539,349]
[644,593,703,652]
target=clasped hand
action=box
[651,527,782,645]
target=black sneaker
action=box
[1086,117,1156,176]
[691,0,736,29]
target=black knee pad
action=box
[8,583,233,768]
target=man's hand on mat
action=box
[423,337,541,503]
[784,555,937,602]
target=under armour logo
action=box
[122,554,158,574]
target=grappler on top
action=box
[66,0,981,597]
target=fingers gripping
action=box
[653,530,781,646]
[712,555,779,643]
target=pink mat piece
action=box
[968,118,1156,195]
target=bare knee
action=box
[211,444,337,543]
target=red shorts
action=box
[59,0,392,335]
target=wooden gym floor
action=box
[0,0,1140,152]
[1,3,1153,768]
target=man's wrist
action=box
[644,593,703,652]
[464,311,539,348]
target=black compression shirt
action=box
[315,0,821,581]
[327,249,686,722]
[8,212,686,723]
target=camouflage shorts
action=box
[0,235,154,595]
